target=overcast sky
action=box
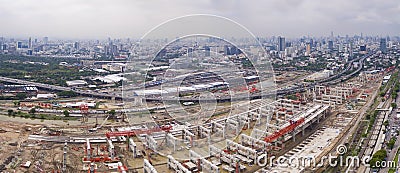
[0,0,399,39]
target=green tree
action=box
[57,91,78,97]
[63,110,70,117]
[108,109,116,117]
[384,120,389,127]
[370,149,387,168]
[287,95,298,100]
[16,93,27,100]
[7,109,13,116]
[387,137,396,149]
[29,108,36,115]
[13,101,20,106]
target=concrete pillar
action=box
[292,131,296,142]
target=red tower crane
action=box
[80,104,89,122]
[264,117,305,143]
[118,163,128,173]
[80,104,89,114]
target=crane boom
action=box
[264,117,305,143]
[105,125,172,138]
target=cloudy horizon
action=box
[0,0,399,39]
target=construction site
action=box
[0,65,387,173]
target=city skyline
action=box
[0,0,399,39]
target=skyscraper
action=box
[349,42,353,57]
[0,37,3,52]
[278,36,285,52]
[204,46,210,57]
[74,41,80,50]
[306,43,311,56]
[17,41,22,49]
[224,45,230,55]
[328,41,334,51]
[187,47,193,57]
[28,37,32,49]
[43,37,48,45]
[380,38,387,53]
[230,46,239,55]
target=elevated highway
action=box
[0,51,375,102]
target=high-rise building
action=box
[204,46,210,57]
[360,45,367,52]
[306,43,311,56]
[0,37,3,51]
[28,37,32,49]
[104,45,109,55]
[278,36,285,52]
[187,47,193,57]
[328,41,334,51]
[17,41,22,49]
[74,41,80,50]
[380,38,387,53]
[43,37,48,44]
[230,46,239,55]
[2,44,7,51]
[339,43,344,52]
[224,45,230,55]
[349,42,353,57]
[111,45,118,55]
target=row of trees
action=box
[57,91,78,97]
[0,54,100,86]
[370,149,387,168]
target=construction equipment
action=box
[118,162,128,173]
[105,125,172,138]
[82,156,116,162]
[80,104,89,122]
[249,86,258,93]
[264,117,305,143]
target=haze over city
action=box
[0,0,399,39]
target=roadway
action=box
[0,51,375,102]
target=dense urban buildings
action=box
[1,1,400,173]
[0,33,399,173]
